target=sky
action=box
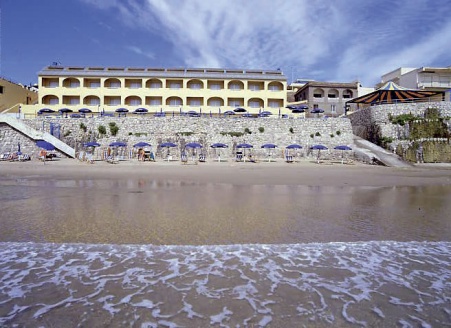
[1,0,450,87]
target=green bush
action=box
[330,134,334,138]
[310,133,314,138]
[289,127,294,134]
[389,113,419,126]
[315,132,321,137]
[79,123,87,133]
[336,130,341,135]
[98,125,107,135]
[108,122,119,136]
[244,128,252,134]
[258,127,265,133]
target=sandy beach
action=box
[1,157,451,187]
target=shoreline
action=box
[1,158,451,187]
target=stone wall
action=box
[0,116,354,159]
[347,101,451,141]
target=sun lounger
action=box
[236,153,243,162]
[181,152,188,164]
[106,156,119,164]
[285,155,294,163]
[199,154,206,162]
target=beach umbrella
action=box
[310,108,325,114]
[115,107,129,113]
[160,142,177,162]
[237,143,253,149]
[242,113,254,118]
[78,108,92,113]
[185,142,202,149]
[261,143,277,162]
[37,108,55,115]
[133,107,148,114]
[260,111,272,116]
[334,145,353,164]
[109,141,127,147]
[310,144,328,163]
[133,142,151,148]
[286,144,302,149]
[36,140,55,150]
[223,110,235,116]
[84,142,101,147]
[211,143,228,162]
[59,108,73,117]
[292,109,305,113]
[233,107,247,113]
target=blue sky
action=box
[1,0,450,86]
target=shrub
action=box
[128,132,133,136]
[389,113,418,126]
[109,122,119,136]
[244,127,252,134]
[289,127,294,134]
[258,127,265,133]
[98,125,107,135]
[315,132,321,137]
[310,133,314,138]
[336,130,341,136]
[79,123,87,133]
[330,134,334,138]
[63,130,71,137]
[177,132,194,136]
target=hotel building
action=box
[21,66,288,115]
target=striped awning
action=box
[347,81,443,104]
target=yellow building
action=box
[0,78,38,113]
[21,66,287,116]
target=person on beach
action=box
[416,143,424,163]
[39,149,47,164]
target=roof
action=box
[38,66,287,81]
[346,81,443,104]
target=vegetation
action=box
[79,123,87,133]
[310,133,314,138]
[220,131,244,137]
[336,130,341,136]
[289,127,294,134]
[63,130,71,137]
[109,122,119,136]
[258,127,265,133]
[98,125,107,135]
[388,113,419,126]
[315,132,321,137]
[244,127,252,134]
[177,132,194,136]
[330,134,334,138]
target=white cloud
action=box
[125,45,155,60]
[80,0,451,85]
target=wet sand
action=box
[1,158,451,187]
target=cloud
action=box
[125,45,155,60]
[80,0,451,85]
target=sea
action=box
[0,174,450,327]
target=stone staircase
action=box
[0,115,75,158]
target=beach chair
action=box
[149,152,155,161]
[106,155,119,164]
[181,152,188,164]
[199,153,206,162]
[236,153,243,162]
[285,155,294,163]
[0,152,10,161]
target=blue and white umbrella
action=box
[133,142,151,148]
[310,144,328,163]
[334,145,352,164]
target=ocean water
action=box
[0,175,450,327]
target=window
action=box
[109,98,120,105]
[169,83,181,89]
[328,93,336,98]
[150,99,161,106]
[189,99,201,106]
[249,84,260,91]
[229,83,241,90]
[129,99,141,105]
[49,98,58,105]
[150,82,161,89]
[268,101,279,108]
[169,98,182,106]
[49,81,59,88]
[209,100,221,107]
[189,83,201,90]
[90,82,100,88]
[210,83,221,90]
[129,82,141,89]
[70,80,80,88]
[109,82,120,88]
[0,86,3,94]
[331,105,336,113]
[269,85,280,91]
[89,98,100,105]
[69,98,80,105]
[249,101,260,108]
[313,93,322,98]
